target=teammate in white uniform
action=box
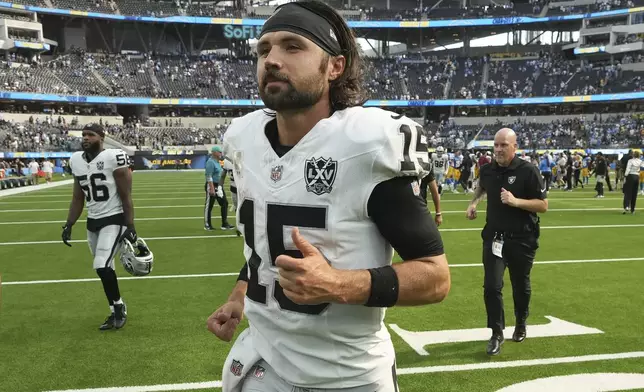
[206,2,451,391]
[62,124,137,330]
[431,146,449,194]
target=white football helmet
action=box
[436,146,445,156]
[119,238,154,276]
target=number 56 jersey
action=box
[70,149,128,220]
[223,107,429,389]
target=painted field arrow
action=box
[389,316,604,356]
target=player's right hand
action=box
[466,205,477,220]
[61,224,72,247]
[207,300,244,342]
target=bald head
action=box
[495,128,517,144]
[493,127,517,167]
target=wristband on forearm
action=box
[364,265,399,308]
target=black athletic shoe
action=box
[221,223,235,230]
[99,313,115,331]
[114,303,127,329]
[204,225,214,231]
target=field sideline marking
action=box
[0,179,74,199]
[3,257,643,286]
[42,351,644,392]
[0,206,628,213]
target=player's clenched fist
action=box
[276,227,339,305]
[207,300,244,342]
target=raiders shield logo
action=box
[230,359,243,377]
[304,157,338,195]
[508,176,516,184]
[271,165,283,182]
[96,161,104,171]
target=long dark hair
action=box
[292,0,368,111]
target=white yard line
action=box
[42,351,644,392]
[0,197,627,204]
[3,257,643,286]
[1,224,643,244]
[0,224,643,245]
[0,206,627,213]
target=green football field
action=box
[1,171,643,392]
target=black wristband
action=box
[237,263,249,282]
[365,265,399,308]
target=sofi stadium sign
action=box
[223,25,263,40]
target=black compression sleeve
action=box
[368,176,444,260]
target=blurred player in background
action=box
[431,146,448,195]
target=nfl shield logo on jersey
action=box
[411,180,421,196]
[253,365,266,379]
[305,157,338,195]
[230,359,243,377]
[96,161,104,171]
[508,176,516,184]
[271,165,283,182]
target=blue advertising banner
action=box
[0,1,640,27]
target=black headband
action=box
[260,3,342,57]
[83,124,105,138]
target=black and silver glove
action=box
[121,224,138,244]
[62,223,73,247]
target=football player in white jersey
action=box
[62,124,137,330]
[431,146,449,194]
[206,2,451,391]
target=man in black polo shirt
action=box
[466,128,548,356]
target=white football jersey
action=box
[70,149,129,219]
[42,161,53,173]
[431,153,449,174]
[223,107,429,389]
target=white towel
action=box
[222,328,262,392]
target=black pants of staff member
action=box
[574,169,583,187]
[204,183,229,228]
[565,169,572,190]
[623,174,640,213]
[605,171,613,191]
[459,170,471,192]
[541,172,552,192]
[483,239,536,332]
